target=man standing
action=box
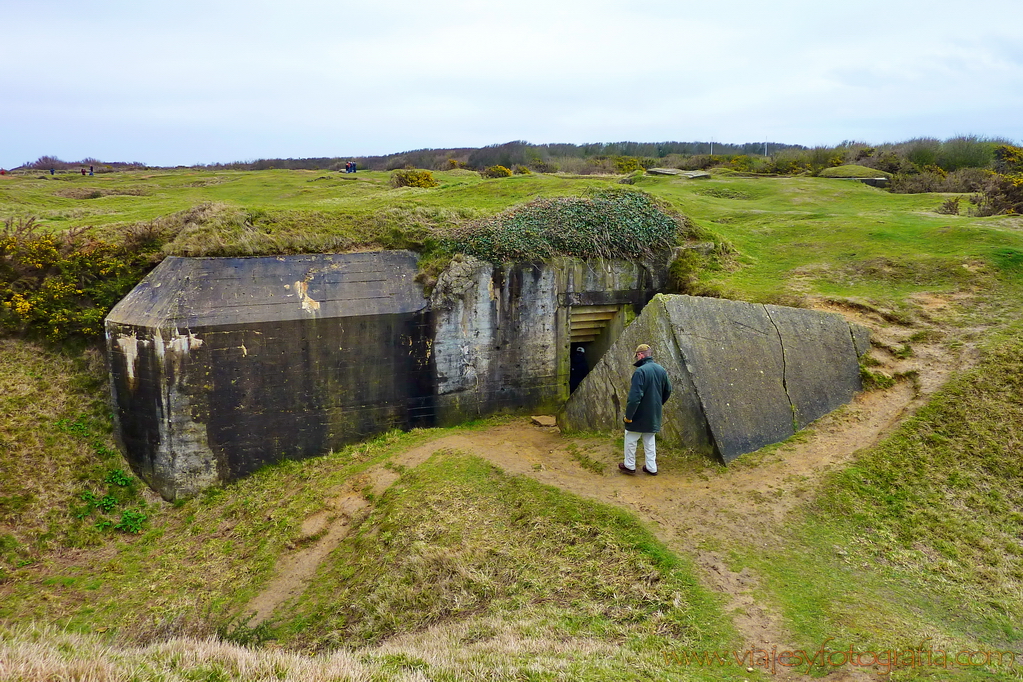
[619,344,672,476]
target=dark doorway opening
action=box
[567,305,625,393]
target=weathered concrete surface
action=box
[560,294,869,464]
[764,303,862,429]
[108,252,665,499]
[430,255,663,425]
[106,252,432,500]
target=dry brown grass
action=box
[0,619,659,681]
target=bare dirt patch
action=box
[245,485,371,625]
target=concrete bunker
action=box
[559,294,871,463]
[106,251,663,500]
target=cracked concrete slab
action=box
[561,294,868,464]
[664,296,794,462]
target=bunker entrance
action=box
[568,304,625,393]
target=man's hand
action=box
[623,418,632,424]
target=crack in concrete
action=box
[764,306,798,429]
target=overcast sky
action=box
[3,0,1021,167]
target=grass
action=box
[4,167,1023,679]
[0,342,737,680]
[280,453,735,657]
[819,164,892,178]
[732,326,1023,680]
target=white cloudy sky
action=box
[3,0,1021,167]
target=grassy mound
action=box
[0,340,735,680]
[819,164,892,178]
[281,452,730,651]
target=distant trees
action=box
[18,156,147,172]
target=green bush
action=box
[512,164,531,175]
[936,135,994,172]
[389,168,439,188]
[0,218,155,343]
[480,165,512,178]
[444,188,699,262]
[528,160,559,173]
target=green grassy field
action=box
[1,168,1022,680]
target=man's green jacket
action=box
[625,357,672,433]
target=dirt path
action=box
[245,308,970,679]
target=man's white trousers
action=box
[623,430,656,473]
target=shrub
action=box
[389,169,439,189]
[729,155,755,172]
[890,172,944,193]
[936,197,960,215]
[905,138,941,167]
[443,188,699,263]
[528,160,559,174]
[480,165,512,179]
[512,164,532,175]
[971,173,1023,216]
[936,135,994,172]
[612,156,644,174]
[0,217,154,343]
[993,144,1023,174]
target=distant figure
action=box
[50,168,55,175]
[570,346,589,392]
[351,161,357,173]
[0,169,5,176]
[345,162,351,173]
[89,165,94,176]
[619,344,672,476]
[81,168,86,175]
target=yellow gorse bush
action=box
[0,217,154,343]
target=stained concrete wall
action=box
[429,255,663,424]
[560,294,869,464]
[107,252,664,499]
[106,252,433,500]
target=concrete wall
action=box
[106,252,434,500]
[107,252,663,499]
[560,294,870,464]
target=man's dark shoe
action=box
[618,463,636,475]
[642,465,658,476]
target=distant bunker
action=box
[560,294,871,463]
[106,251,665,500]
